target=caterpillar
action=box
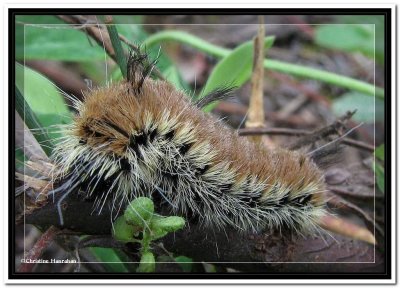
[50,50,327,235]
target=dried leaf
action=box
[319,215,376,245]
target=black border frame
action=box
[8,8,393,281]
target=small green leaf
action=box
[124,197,154,226]
[174,255,193,272]
[112,216,136,243]
[89,247,130,272]
[150,227,169,241]
[375,144,384,161]
[332,92,384,123]
[374,163,385,194]
[315,24,376,61]
[151,215,185,233]
[201,36,275,112]
[137,251,156,273]
[335,15,385,64]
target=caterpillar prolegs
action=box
[51,52,327,234]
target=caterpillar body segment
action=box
[52,54,327,233]
[52,79,326,233]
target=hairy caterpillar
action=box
[50,50,327,234]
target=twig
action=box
[57,15,116,62]
[239,127,308,137]
[24,196,381,272]
[245,16,266,144]
[329,186,382,200]
[238,126,375,153]
[289,110,356,150]
[215,101,315,127]
[306,122,363,156]
[18,226,60,272]
[341,138,375,152]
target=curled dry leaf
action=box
[25,160,54,178]
[15,172,52,195]
[318,215,376,245]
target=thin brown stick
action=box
[245,16,266,144]
[239,127,309,136]
[238,127,375,152]
[341,138,375,153]
[57,15,116,60]
[289,110,356,150]
[18,226,60,273]
[329,186,382,200]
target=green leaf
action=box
[174,256,193,272]
[150,227,169,241]
[375,144,384,161]
[332,92,384,123]
[315,24,379,62]
[316,25,373,55]
[201,36,275,112]
[124,197,155,226]
[89,247,130,272]
[137,252,156,273]
[15,86,53,156]
[113,17,147,43]
[336,15,384,64]
[151,215,185,233]
[374,163,385,194]
[112,216,137,243]
[79,61,111,86]
[15,63,72,141]
[16,16,107,61]
[163,65,188,91]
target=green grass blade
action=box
[15,86,53,156]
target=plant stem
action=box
[104,16,127,78]
[143,30,384,99]
[143,30,230,59]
